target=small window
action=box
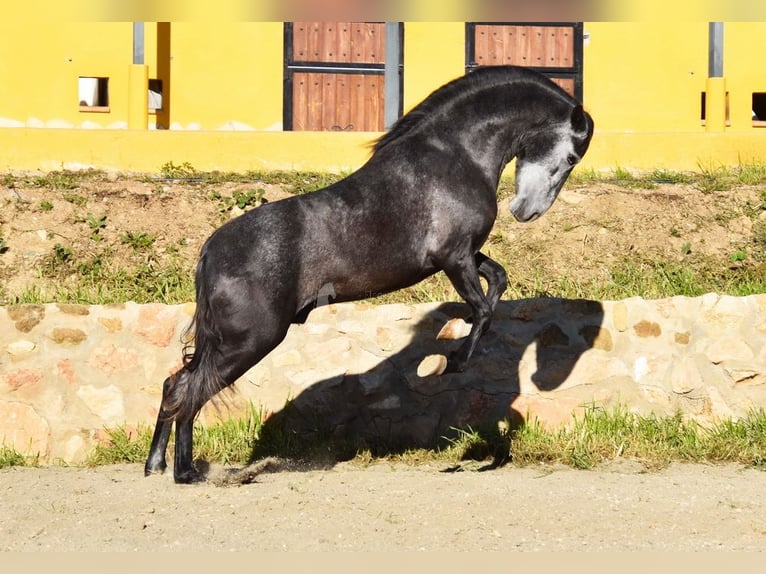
[148,79,163,112]
[752,93,766,126]
[78,77,109,112]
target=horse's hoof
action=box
[144,459,167,477]
[174,469,206,484]
[436,318,471,340]
[417,354,448,377]
[144,465,166,477]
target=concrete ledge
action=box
[2,295,766,463]
[2,128,766,174]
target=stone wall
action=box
[2,294,766,464]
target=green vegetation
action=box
[0,444,39,468]
[567,162,766,191]
[3,163,766,471]
[2,161,766,306]
[512,406,766,470]
[73,404,766,472]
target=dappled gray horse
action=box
[145,65,594,483]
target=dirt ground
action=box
[1,171,765,302]
[2,171,766,552]
[2,460,766,551]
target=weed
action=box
[39,243,74,279]
[85,213,107,240]
[646,169,693,184]
[62,192,87,207]
[735,161,766,186]
[160,161,200,180]
[0,444,38,468]
[730,250,748,262]
[696,163,733,192]
[233,188,266,209]
[32,170,80,191]
[39,200,54,212]
[120,231,156,251]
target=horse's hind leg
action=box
[144,373,206,483]
[171,324,292,483]
[144,376,176,476]
[173,415,200,483]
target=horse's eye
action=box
[567,154,578,166]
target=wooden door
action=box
[285,22,395,131]
[466,22,584,101]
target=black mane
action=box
[373,65,576,153]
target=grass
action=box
[0,444,39,468]
[70,404,766,472]
[512,406,766,470]
[86,405,266,467]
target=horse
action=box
[144,65,595,483]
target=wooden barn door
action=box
[284,22,402,131]
[466,22,584,101]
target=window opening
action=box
[78,77,109,112]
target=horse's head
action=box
[510,105,594,223]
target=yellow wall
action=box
[583,22,709,132]
[168,22,283,130]
[0,22,143,129]
[725,22,766,129]
[2,21,766,173]
[401,22,465,113]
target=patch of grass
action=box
[61,192,87,207]
[19,245,195,305]
[81,404,766,472]
[151,165,347,195]
[87,404,265,468]
[565,162,766,192]
[120,231,156,251]
[159,160,200,180]
[374,252,766,305]
[645,169,694,184]
[85,213,107,241]
[511,406,766,470]
[86,425,154,466]
[0,444,39,468]
[6,168,109,191]
[734,161,766,186]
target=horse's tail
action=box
[162,249,226,422]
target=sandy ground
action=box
[3,175,766,553]
[2,460,766,551]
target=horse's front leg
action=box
[419,252,494,376]
[476,252,507,312]
[422,252,507,375]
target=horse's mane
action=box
[372,66,574,153]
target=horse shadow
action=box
[248,297,605,469]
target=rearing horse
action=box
[145,65,594,483]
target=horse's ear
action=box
[571,105,587,134]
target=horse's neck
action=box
[453,112,523,185]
